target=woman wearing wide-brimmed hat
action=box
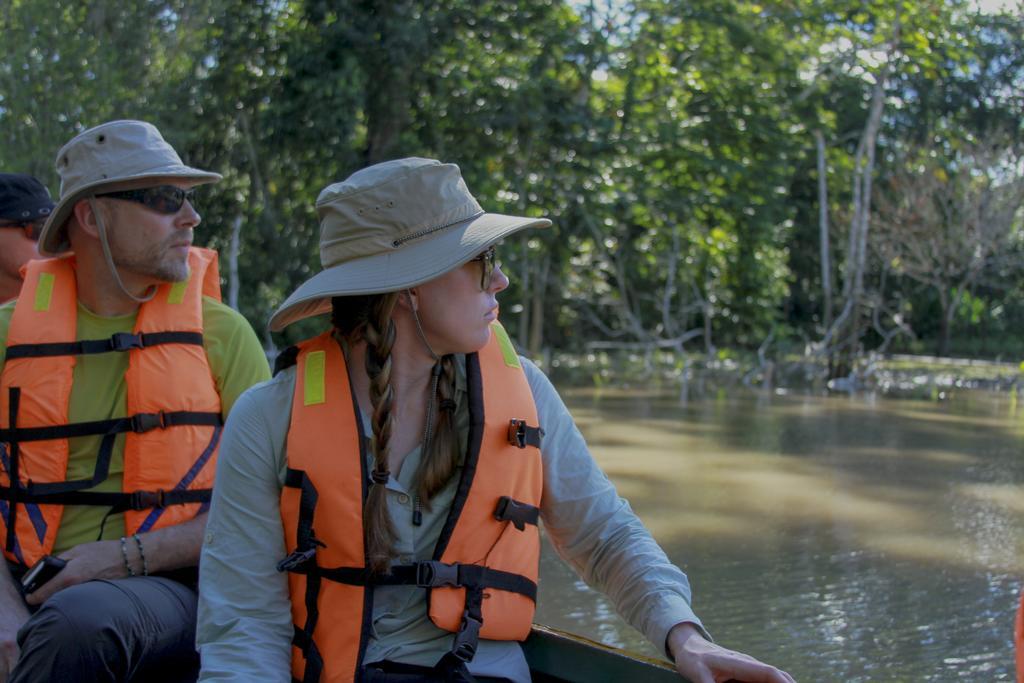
[196,158,793,683]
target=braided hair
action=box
[331,294,460,573]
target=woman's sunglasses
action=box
[469,246,497,290]
[0,220,43,241]
[96,185,197,215]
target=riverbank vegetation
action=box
[2,0,1022,380]
[544,347,1023,400]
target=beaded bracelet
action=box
[120,536,136,577]
[132,533,149,576]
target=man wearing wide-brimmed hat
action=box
[0,173,53,303]
[0,120,270,682]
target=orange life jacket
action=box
[278,324,543,683]
[0,247,223,567]
[1016,589,1023,683]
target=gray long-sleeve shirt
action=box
[197,354,704,681]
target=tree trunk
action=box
[815,129,832,330]
[364,69,410,164]
[821,9,901,379]
[238,109,276,230]
[517,237,531,349]
[703,299,714,356]
[938,289,956,357]
[227,214,242,311]
[360,0,414,165]
[527,252,550,356]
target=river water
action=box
[532,387,1024,681]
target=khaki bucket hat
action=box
[38,119,222,256]
[269,157,551,331]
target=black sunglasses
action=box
[96,185,197,215]
[0,220,43,241]
[469,246,498,290]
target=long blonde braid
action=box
[332,293,400,574]
[414,354,460,505]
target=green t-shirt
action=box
[0,296,271,554]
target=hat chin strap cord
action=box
[406,290,444,470]
[89,198,157,304]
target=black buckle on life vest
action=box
[415,561,460,588]
[507,419,527,448]
[276,538,326,573]
[493,496,539,531]
[131,412,166,433]
[451,612,482,662]
[110,332,144,352]
[130,489,166,510]
[507,419,543,449]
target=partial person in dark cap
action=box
[0,121,270,682]
[0,173,53,303]
[196,158,794,683]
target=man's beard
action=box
[111,232,191,283]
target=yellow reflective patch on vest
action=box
[167,280,188,305]
[304,350,327,406]
[490,322,521,369]
[34,272,55,312]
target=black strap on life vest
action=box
[278,467,327,683]
[4,330,204,360]
[0,384,219,514]
[0,408,221,445]
[382,562,535,669]
[506,419,543,449]
[279,558,537,678]
[5,388,22,554]
[0,485,210,509]
[273,345,300,376]
[290,561,537,601]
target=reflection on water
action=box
[533,388,1024,681]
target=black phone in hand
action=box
[20,555,67,594]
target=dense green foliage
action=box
[2,0,1022,359]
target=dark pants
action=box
[10,576,199,683]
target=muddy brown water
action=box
[533,387,1024,681]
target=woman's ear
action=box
[400,289,419,313]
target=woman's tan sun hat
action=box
[38,119,222,256]
[269,157,551,332]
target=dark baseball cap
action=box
[0,173,55,223]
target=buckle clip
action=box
[130,489,166,510]
[131,412,166,433]
[451,613,482,662]
[415,561,460,588]
[507,419,527,448]
[110,332,144,352]
[276,539,325,573]
[493,496,538,531]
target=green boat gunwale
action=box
[523,624,685,683]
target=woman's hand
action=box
[667,622,796,683]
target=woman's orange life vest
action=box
[0,247,223,567]
[1016,589,1023,683]
[278,324,544,683]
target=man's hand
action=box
[0,561,30,680]
[24,513,210,608]
[24,540,126,606]
[667,622,796,683]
